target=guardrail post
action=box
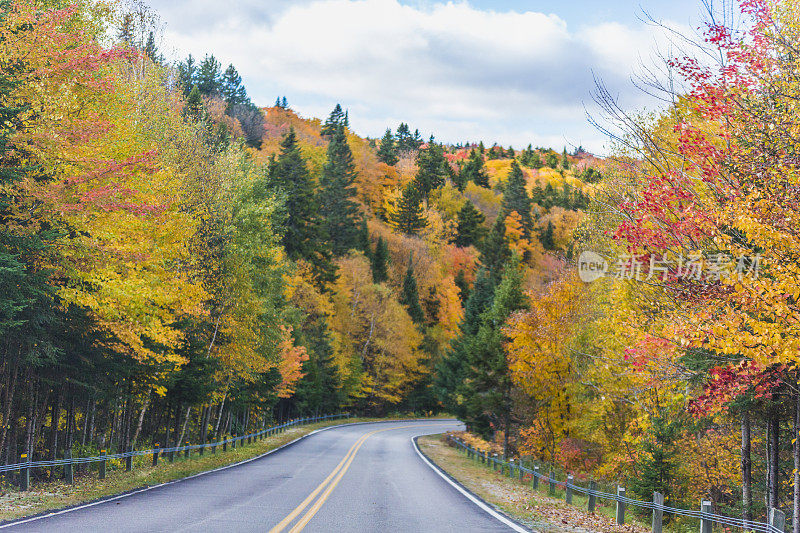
[19,453,29,491]
[98,450,107,479]
[223,438,227,452]
[184,442,189,459]
[588,481,596,513]
[199,442,204,457]
[168,444,175,463]
[532,466,539,489]
[232,436,236,449]
[508,459,514,477]
[125,453,132,472]
[616,486,626,525]
[652,492,664,533]
[700,501,712,533]
[770,507,786,533]
[549,471,556,496]
[152,444,159,466]
[566,475,573,504]
[65,449,74,483]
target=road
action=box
[1,419,524,532]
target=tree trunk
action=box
[177,406,191,447]
[130,390,151,450]
[742,411,752,524]
[769,414,780,509]
[0,363,18,463]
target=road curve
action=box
[1,419,521,532]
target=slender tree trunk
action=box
[214,393,227,439]
[742,411,752,524]
[177,406,191,447]
[130,390,151,450]
[0,363,18,462]
[769,414,780,509]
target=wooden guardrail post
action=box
[98,450,107,479]
[19,453,29,491]
[152,443,159,466]
[519,461,524,481]
[616,486,626,525]
[548,471,556,496]
[588,481,596,513]
[223,438,227,452]
[566,475,573,504]
[232,436,236,449]
[700,501,712,533]
[184,442,190,459]
[168,444,175,463]
[65,449,74,483]
[532,466,539,489]
[125,452,133,472]
[652,492,663,533]
[770,507,786,533]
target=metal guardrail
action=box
[2,413,350,488]
[449,436,785,533]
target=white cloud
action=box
[149,0,685,153]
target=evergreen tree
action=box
[453,161,467,191]
[453,201,486,247]
[318,126,361,256]
[196,54,222,96]
[540,221,555,250]
[321,104,346,136]
[501,160,532,232]
[371,237,389,283]
[221,64,248,108]
[434,269,495,420]
[561,147,570,170]
[395,122,413,152]
[144,31,161,64]
[275,97,282,108]
[357,218,370,256]
[461,149,489,188]
[413,141,448,199]
[377,129,398,165]
[183,85,205,120]
[630,412,682,504]
[176,54,196,96]
[454,269,469,303]
[269,128,336,287]
[399,260,425,325]
[478,141,485,154]
[391,181,427,235]
[479,215,511,281]
[281,96,288,108]
[292,321,342,415]
[463,256,527,454]
[412,129,423,149]
[545,151,559,168]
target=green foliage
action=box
[399,260,425,325]
[630,412,684,505]
[501,160,532,232]
[318,125,362,256]
[453,200,486,247]
[377,128,398,165]
[414,140,448,198]
[391,181,427,235]
[460,149,490,188]
[371,237,389,284]
[321,104,347,137]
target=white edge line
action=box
[412,436,529,533]
[0,418,456,530]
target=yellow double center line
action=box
[269,424,433,533]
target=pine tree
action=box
[269,128,336,287]
[318,126,361,256]
[357,218,370,257]
[371,237,389,283]
[183,85,205,120]
[502,160,532,232]
[540,221,555,250]
[176,54,196,96]
[391,181,427,235]
[561,147,570,170]
[463,256,527,453]
[196,54,222,96]
[377,129,398,165]
[399,260,425,325]
[413,141,448,199]
[281,96,289,108]
[479,215,511,281]
[292,321,342,415]
[144,31,161,64]
[461,149,489,188]
[630,412,682,503]
[453,201,486,247]
[221,64,248,107]
[321,104,346,137]
[395,123,413,152]
[454,269,469,303]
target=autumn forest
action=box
[6,0,800,528]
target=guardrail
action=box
[448,436,785,533]
[2,413,350,491]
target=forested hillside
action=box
[6,0,798,527]
[0,0,594,469]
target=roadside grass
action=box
[0,416,395,523]
[417,434,649,533]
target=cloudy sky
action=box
[146,0,708,154]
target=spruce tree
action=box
[561,147,570,170]
[371,237,389,283]
[399,260,425,325]
[395,123,413,152]
[377,128,398,165]
[292,321,342,415]
[453,201,486,247]
[221,64,248,108]
[630,412,681,503]
[462,149,489,188]
[196,54,222,96]
[413,141,448,199]
[318,126,361,256]
[176,54,196,96]
[502,160,532,232]
[479,215,511,281]
[144,32,161,64]
[269,128,336,287]
[454,269,469,303]
[463,256,527,454]
[540,221,555,250]
[281,96,288,108]
[183,85,205,120]
[357,218,370,256]
[391,181,427,235]
[321,104,346,137]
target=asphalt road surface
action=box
[1,419,525,532]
